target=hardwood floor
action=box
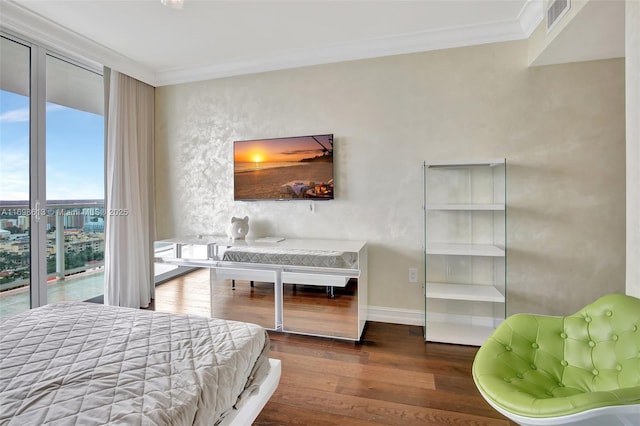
[257,325,516,425]
[154,270,516,425]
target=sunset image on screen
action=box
[233,134,334,200]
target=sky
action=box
[234,135,332,163]
[0,90,104,201]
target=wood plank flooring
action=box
[153,269,516,425]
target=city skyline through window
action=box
[1,45,106,315]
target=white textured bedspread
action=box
[0,302,269,426]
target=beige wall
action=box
[627,0,640,298]
[155,40,625,316]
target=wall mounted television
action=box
[234,134,334,201]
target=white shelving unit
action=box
[423,159,506,346]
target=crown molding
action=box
[156,17,533,86]
[0,1,156,86]
[518,0,545,37]
[1,0,544,87]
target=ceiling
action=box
[0,0,624,87]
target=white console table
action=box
[154,236,368,341]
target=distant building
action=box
[64,214,84,229]
[62,231,105,254]
[17,216,29,230]
[0,219,17,229]
[83,217,104,233]
[0,229,10,240]
[1,240,29,256]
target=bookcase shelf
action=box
[427,203,505,211]
[426,243,505,257]
[424,321,496,346]
[423,159,506,345]
[426,282,505,303]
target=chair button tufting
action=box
[634,325,638,332]
[588,340,596,347]
[546,391,553,396]
[560,332,568,339]
[505,345,512,351]
[516,373,524,379]
[504,378,511,383]
[557,382,565,387]
[606,310,612,317]
[585,316,592,323]
[561,360,568,367]
[612,334,618,341]
[532,343,539,349]
[616,365,622,371]
[530,364,537,370]
[592,369,599,376]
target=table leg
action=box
[274,269,283,331]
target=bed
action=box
[0,301,280,425]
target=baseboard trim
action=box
[367,306,424,326]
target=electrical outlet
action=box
[409,267,418,283]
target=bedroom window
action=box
[0,36,30,315]
[0,35,104,317]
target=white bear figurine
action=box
[226,216,249,240]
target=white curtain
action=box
[103,68,156,308]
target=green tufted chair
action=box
[472,294,640,426]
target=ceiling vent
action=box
[547,0,571,33]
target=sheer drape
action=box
[104,68,155,308]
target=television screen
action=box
[234,134,334,201]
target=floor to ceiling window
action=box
[0,34,104,317]
[0,36,31,316]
